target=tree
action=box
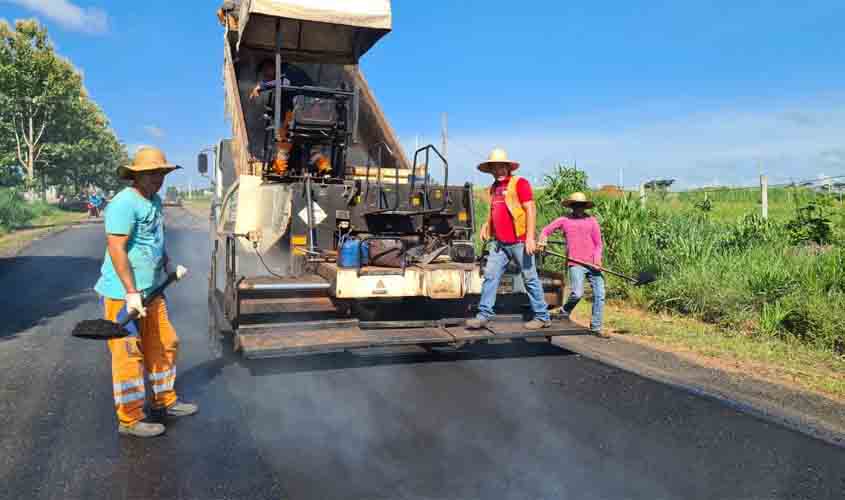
[0,19,126,197]
[39,98,128,195]
[0,19,87,189]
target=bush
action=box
[720,213,782,252]
[537,164,587,222]
[0,188,37,233]
[785,202,833,245]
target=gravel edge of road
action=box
[552,334,845,449]
[0,217,105,259]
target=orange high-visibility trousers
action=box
[104,297,179,426]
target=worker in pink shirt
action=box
[538,192,608,338]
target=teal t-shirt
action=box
[95,188,166,299]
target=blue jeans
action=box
[563,265,605,332]
[477,241,550,322]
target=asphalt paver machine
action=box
[206,0,581,358]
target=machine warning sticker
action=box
[298,203,327,225]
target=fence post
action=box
[639,183,646,208]
[760,175,768,219]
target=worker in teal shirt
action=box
[94,146,198,438]
[94,188,166,299]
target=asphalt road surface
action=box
[0,208,843,500]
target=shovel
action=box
[541,249,656,286]
[72,266,189,340]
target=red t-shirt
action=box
[490,176,533,244]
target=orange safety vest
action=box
[484,176,527,239]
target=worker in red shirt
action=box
[467,148,550,330]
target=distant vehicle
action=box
[163,190,183,207]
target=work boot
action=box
[524,319,551,330]
[465,317,488,330]
[163,401,199,418]
[593,329,610,339]
[118,421,166,438]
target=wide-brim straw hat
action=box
[117,147,181,180]
[477,148,520,174]
[563,191,594,208]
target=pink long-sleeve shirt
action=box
[540,216,603,266]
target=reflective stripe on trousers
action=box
[104,296,180,426]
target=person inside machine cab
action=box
[248,59,332,176]
[466,148,551,331]
[248,58,313,99]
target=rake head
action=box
[71,319,132,340]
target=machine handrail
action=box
[409,144,449,215]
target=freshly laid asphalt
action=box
[0,208,843,500]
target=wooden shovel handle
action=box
[542,249,639,284]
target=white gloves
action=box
[125,292,146,318]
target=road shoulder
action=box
[552,328,845,448]
[0,214,96,258]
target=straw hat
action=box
[117,147,181,180]
[562,192,594,208]
[477,148,520,174]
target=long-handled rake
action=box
[541,249,656,286]
[71,266,189,340]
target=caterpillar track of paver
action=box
[205,0,584,358]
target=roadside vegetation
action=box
[476,165,845,366]
[0,187,86,254]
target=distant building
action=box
[598,185,624,197]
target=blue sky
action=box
[3,0,845,190]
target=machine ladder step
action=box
[234,317,589,359]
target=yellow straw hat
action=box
[117,147,181,180]
[562,192,594,208]
[477,148,520,174]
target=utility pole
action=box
[760,175,768,219]
[441,112,448,161]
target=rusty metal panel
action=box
[239,297,336,315]
[443,325,497,342]
[424,268,464,299]
[485,319,588,339]
[237,325,453,358]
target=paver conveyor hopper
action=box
[205,0,583,358]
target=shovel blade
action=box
[71,319,131,340]
[635,272,658,286]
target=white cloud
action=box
[143,125,165,139]
[7,0,109,34]
[428,95,845,190]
